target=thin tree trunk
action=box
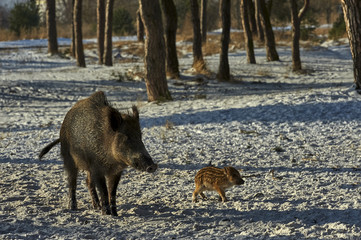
[290,0,309,72]
[341,0,361,90]
[255,0,264,42]
[201,0,207,43]
[136,9,144,42]
[241,0,256,64]
[235,0,241,29]
[161,0,180,79]
[46,0,58,55]
[104,0,114,66]
[256,0,279,61]
[139,0,172,102]
[217,0,231,81]
[266,0,273,14]
[74,0,86,67]
[97,0,105,64]
[248,0,258,36]
[190,0,205,72]
[71,0,75,57]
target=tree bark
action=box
[217,0,231,81]
[74,0,86,67]
[97,0,105,64]
[46,0,58,55]
[71,0,76,57]
[136,9,144,42]
[256,0,279,61]
[248,0,258,36]
[104,0,114,66]
[161,0,180,79]
[201,0,207,43]
[139,0,172,102]
[341,0,361,90]
[290,0,309,72]
[241,0,256,64]
[235,0,241,29]
[190,0,205,72]
[255,0,264,42]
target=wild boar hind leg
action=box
[66,168,78,210]
[62,152,78,210]
[106,173,122,216]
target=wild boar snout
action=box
[133,155,157,173]
[146,163,158,173]
[236,178,245,185]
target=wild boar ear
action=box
[109,109,122,131]
[132,105,139,119]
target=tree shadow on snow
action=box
[141,99,361,128]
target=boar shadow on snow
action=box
[39,91,157,216]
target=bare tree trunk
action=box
[161,0,180,79]
[139,0,172,102]
[266,0,273,13]
[248,0,258,36]
[71,0,76,57]
[217,0,231,81]
[341,0,361,90]
[190,0,206,72]
[136,9,144,42]
[97,0,105,64]
[256,0,279,61]
[201,0,207,43]
[74,0,86,67]
[104,0,114,66]
[290,0,309,72]
[46,0,58,55]
[255,0,264,42]
[241,0,256,64]
[235,0,241,29]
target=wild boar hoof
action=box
[92,203,101,210]
[146,164,158,173]
[110,206,118,216]
[102,206,111,215]
[69,202,77,210]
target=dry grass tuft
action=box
[192,59,212,77]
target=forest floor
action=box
[1,36,361,239]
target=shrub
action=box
[113,8,135,35]
[9,0,40,36]
[328,12,346,40]
[300,10,319,41]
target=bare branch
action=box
[298,0,310,20]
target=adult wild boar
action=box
[39,91,157,216]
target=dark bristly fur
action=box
[39,91,157,216]
[192,166,244,202]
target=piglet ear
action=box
[132,105,139,119]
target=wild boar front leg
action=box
[215,186,227,202]
[86,172,100,210]
[94,174,111,215]
[107,173,122,216]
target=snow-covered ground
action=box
[1,37,361,239]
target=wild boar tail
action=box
[39,139,60,160]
